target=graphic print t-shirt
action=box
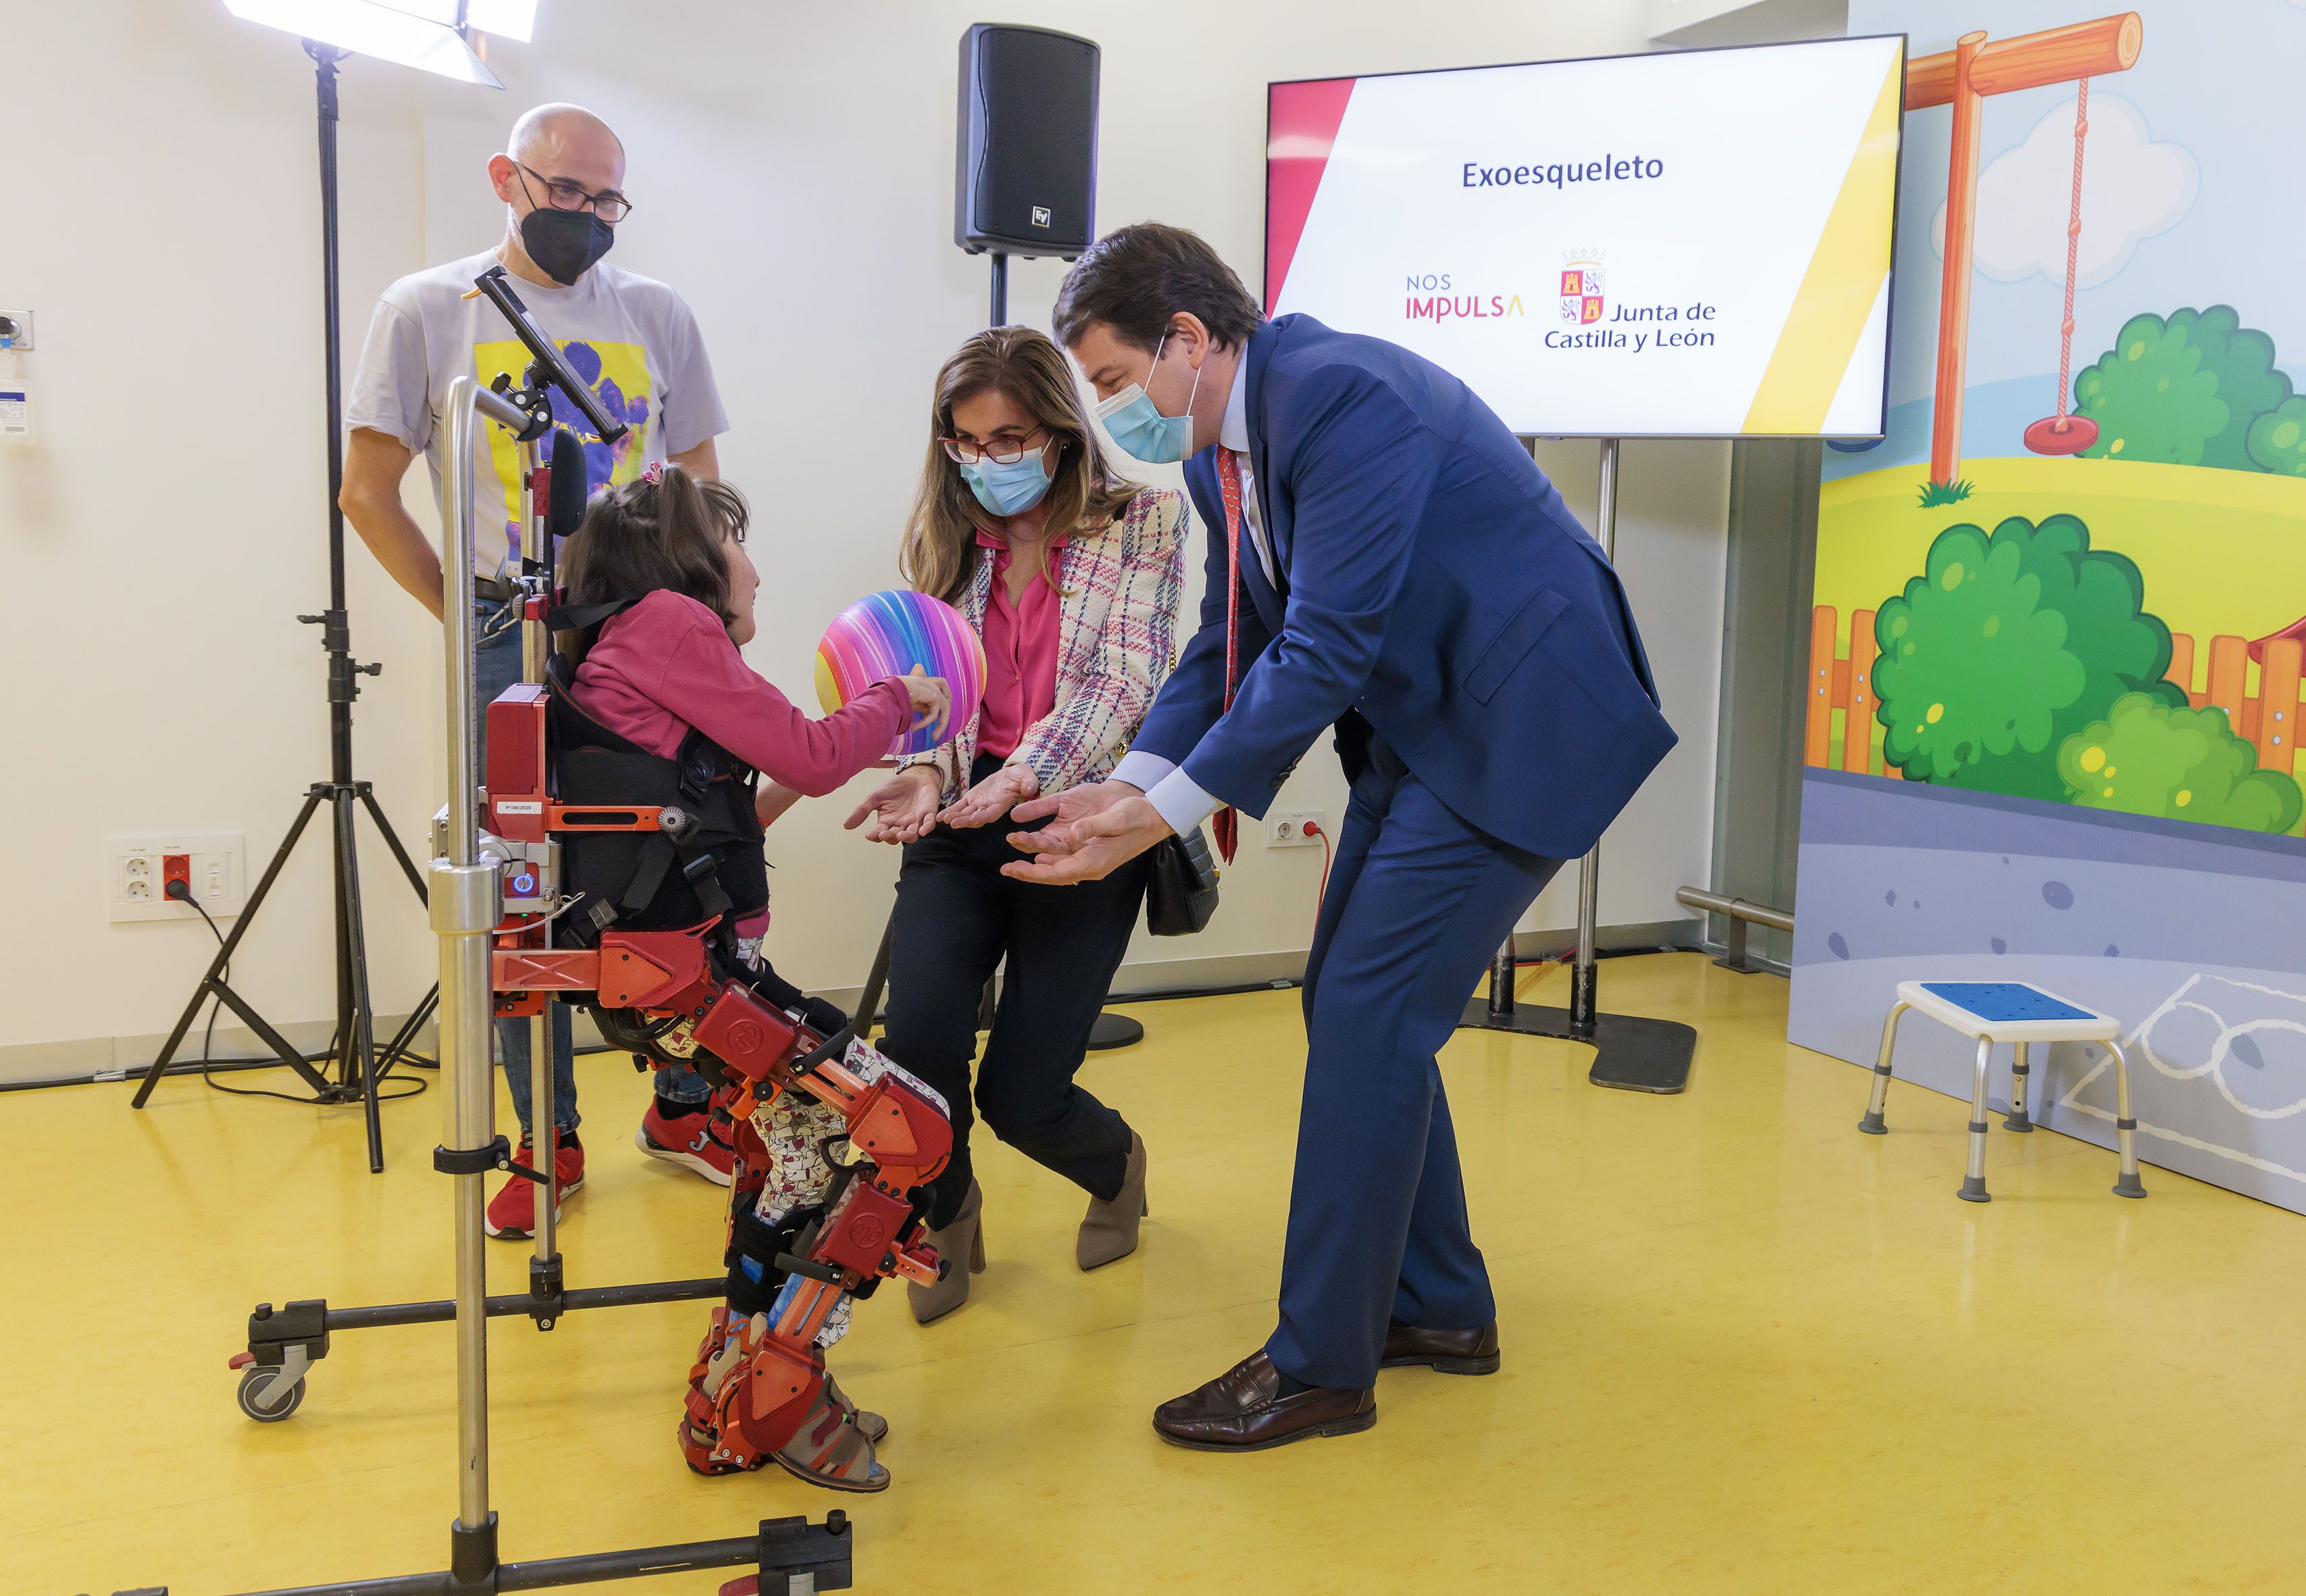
[346,249,729,580]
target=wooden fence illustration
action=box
[1807,604,2305,783]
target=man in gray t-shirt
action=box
[341,103,733,1239]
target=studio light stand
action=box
[132,42,433,1172]
[1456,438,1697,1093]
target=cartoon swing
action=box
[2022,79,2100,456]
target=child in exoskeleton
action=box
[555,464,952,1491]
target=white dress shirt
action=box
[1111,351,1271,837]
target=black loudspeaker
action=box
[954,23,1099,259]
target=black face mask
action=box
[521,207,615,285]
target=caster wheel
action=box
[237,1362,307,1422]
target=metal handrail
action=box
[1676,885,1793,975]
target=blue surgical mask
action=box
[1095,331,1202,465]
[958,449,1052,516]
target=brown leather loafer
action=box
[1381,1319,1501,1376]
[1152,1351,1375,1452]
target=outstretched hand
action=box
[940,763,1040,830]
[845,765,942,844]
[1003,781,1172,885]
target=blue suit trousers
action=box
[1266,737,1562,1390]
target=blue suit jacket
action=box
[1131,315,1676,861]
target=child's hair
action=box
[559,463,749,661]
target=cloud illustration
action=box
[1933,93,2197,288]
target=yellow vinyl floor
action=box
[7,952,2305,1595]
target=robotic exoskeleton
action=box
[476,596,952,1479]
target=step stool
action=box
[1859,980,2146,1203]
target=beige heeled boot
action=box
[1077,1132,1148,1271]
[908,1179,985,1324]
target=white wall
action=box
[1,0,1727,1068]
[2,5,442,1070]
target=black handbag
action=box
[1145,824,1221,936]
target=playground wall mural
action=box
[1790,0,2306,1212]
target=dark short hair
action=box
[559,464,748,660]
[1052,222,1263,355]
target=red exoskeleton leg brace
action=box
[478,680,952,1481]
[656,978,950,1474]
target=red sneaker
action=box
[638,1092,736,1186]
[484,1135,585,1240]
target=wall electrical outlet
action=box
[1266,810,1325,848]
[109,832,246,923]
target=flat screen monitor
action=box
[1265,35,1906,439]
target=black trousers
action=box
[879,756,1151,1230]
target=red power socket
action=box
[162,852,193,902]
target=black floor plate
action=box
[1456,996,1696,1094]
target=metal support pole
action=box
[2108,1039,2147,1198]
[2004,1039,2034,1132]
[990,250,1008,326]
[1959,1034,1994,1203]
[1568,438,1616,1030]
[440,376,523,1537]
[1458,439,1695,1092]
[515,436,560,1276]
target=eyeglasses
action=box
[515,161,633,224]
[941,429,1048,465]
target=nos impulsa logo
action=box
[1402,271,1527,324]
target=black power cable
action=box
[163,878,427,1106]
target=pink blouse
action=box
[974,529,1066,761]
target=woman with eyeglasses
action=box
[845,326,1188,1322]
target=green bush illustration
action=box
[2057,693,2304,833]
[2072,305,2291,471]
[2247,395,2306,477]
[1872,513,2182,801]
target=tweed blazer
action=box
[901,486,1189,804]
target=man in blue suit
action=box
[1007,223,1675,1451]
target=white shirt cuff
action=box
[1110,750,1177,794]
[1146,767,1225,840]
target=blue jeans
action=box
[473,602,711,1137]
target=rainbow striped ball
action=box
[815,590,985,757]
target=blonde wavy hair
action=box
[901,326,1141,604]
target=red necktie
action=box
[1212,449,1247,865]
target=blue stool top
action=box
[1919,982,2095,1023]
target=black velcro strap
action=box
[682,849,734,924]
[2116,1116,2138,1131]
[727,1206,815,1316]
[790,1026,855,1079]
[773,1252,844,1283]
[544,596,643,633]
[2012,1062,2030,1073]
[1967,1120,1989,1134]
[618,836,678,917]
